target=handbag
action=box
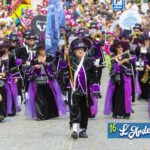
[35,76,49,85]
[35,64,49,85]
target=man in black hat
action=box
[133,23,143,40]
[9,33,20,48]
[89,22,98,36]
[63,38,95,139]
[22,30,32,47]
[119,30,136,108]
[21,32,38,101]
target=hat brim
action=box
[119,35,132,41]
[110,41,130,53]
[133,27,143,31]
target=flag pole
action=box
[63,32,74,88]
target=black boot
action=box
[79,130,88,138]
[71,131,78,139]
[112,113,117,118]
[0,115,4,122]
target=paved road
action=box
[0,69,149,150]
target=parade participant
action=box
[9,32,20,48]
[0,46,7,122]
[90,31,105,84]
[89,22,98,36]
[104,32,115,72]
[104,41,132,119]
[23,32,37,100]
[22,30,32,46]
[62,38,99,139]
[24,32,37,61]
[8,33,26,104]
[145,46,150,118]
[0,42,20,117]
[133,23,143,43]
[119,30,136,103]
[136,34,150,100]
[25,43,67,120]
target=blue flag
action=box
[45,0,66,56]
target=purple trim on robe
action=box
[25,81,37,119]
[90,96,98,116]
[104,79,115,115]
[135,71,142,96]
[131,55,137,63]
[90,84,101,93]
[90,84,100,116]
[93,42,103,58]
[75,66,87,94]
[123,74,132,113]
[5,77,20,115]
[5,83,12,115]
[48,79,67,116]
[57,59,68,71]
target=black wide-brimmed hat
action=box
[9,33,19,41]
[27,32,37,40]
[110,41,130,53]
[23,30,31,38]
[133,23,143,31]
[119,30,132,41]
[71,38,91,51]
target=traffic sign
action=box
[112,0,124,10]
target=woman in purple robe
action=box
[0,43,20,122]
[104,41,132,119]
[25,44,67,120]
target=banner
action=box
[31,15,47,35]
[45,0,66,55]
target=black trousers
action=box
[0,86,7,117]
[69,93,88,129]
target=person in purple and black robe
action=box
[0,42,20,121]
[104,41,133,119]
[25,43,67,120]
[61,38,100,139]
